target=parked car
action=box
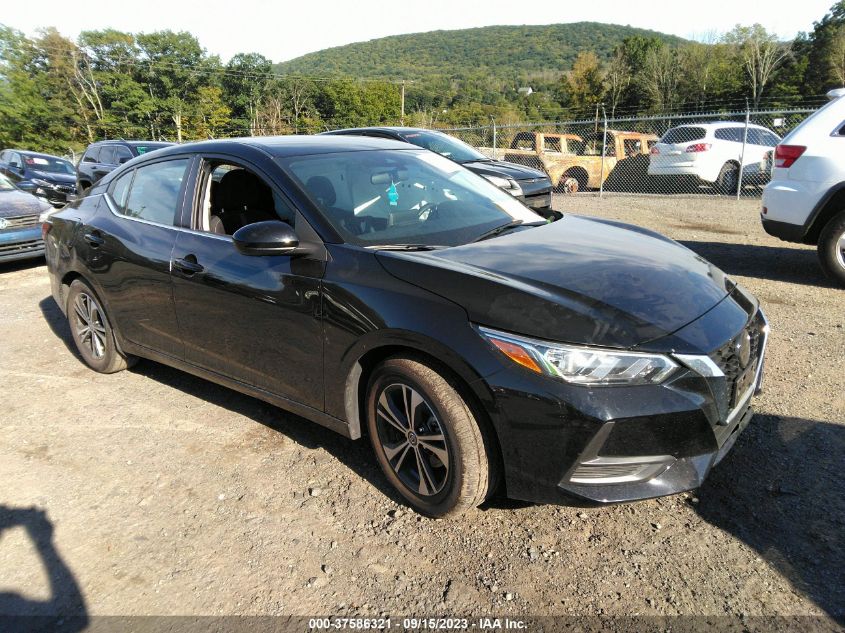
[494,130,659,193]
[648,122,781,193]
[0,173,53,263]
[322,127,555,218]
[0,149,77,207]
[762,89,845,286]
[76,140,173,192]
[44,136,768,517]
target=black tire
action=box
[77,182,91,195]
[558,171,587,194]
[66,279,136,373]
[716,162,739,195]
[817,210,845,287]
[366,357,496,517]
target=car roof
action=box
[145,135,416,159]
[92,140,174,146]
[11,150,69,160]
[325,127,450,136]
[670,122,772,130]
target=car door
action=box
[6,152,24,184]
[170,154,326,410]
[85,157,191,357]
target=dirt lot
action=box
[0,195,843,627]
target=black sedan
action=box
[44,136,767,517]
[322,127,556,218]
[0,173,53,263]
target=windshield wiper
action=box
[472,220,543,243]
[364,244,447,251]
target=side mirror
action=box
[119,156,131,164]
[232,220,300,256]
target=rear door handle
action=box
[83,232,105,247]
[173,257,204,275]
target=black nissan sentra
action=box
[44,136,768,517]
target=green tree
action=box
[566,51,605,114]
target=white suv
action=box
[649,122,780,193]
[762,90,845,286]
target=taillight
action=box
[41,222,52,240]
[685,143,711,153]
[650,146,660,155]
[774,144,806,168]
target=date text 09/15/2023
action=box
[307,617,528,630]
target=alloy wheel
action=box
[73,292,107,359]
[374,383,450,497]
[837,230,845,270]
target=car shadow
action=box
[679,240,837,288]
[0,505,88,632]
[694,414,845,623]
[0,257,45,274]
[38,297,85,363]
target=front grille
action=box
[711,312,766,405]
[0,214,39,231]
[55,185,75,194]
[0,239,42,254]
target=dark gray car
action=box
[76,140,174,192]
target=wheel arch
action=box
[344,342,504,492]
[804,185,845,245]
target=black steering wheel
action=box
[417,201,440,222]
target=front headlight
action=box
[478,326,678,385]
[31,178,54,189]
[483,174,523,196]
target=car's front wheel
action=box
[67,279,136,373]
[818,210,845,287]
[366,357,496,517]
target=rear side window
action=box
[715,128,744,142]
[122,159,189,225]
[661,127,706,144]
[108,170,135,211]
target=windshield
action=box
[398,130,488,163]
[0,173,15,191]
[280,149,542,247]
[23,155,74,175]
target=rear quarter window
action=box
[661,127,706,144]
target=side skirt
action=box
[122,341,354,439]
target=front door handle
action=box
[83,232,105,247]
[173,256,204,275]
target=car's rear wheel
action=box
[559,171,587,194]
[716,162,739,195]
[366,357,495,517]
[67,279,136,373]
[818,210,845,287]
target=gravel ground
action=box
[0,194,843,627]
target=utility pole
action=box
[400,80,406,126]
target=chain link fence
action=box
[439,108,818,199]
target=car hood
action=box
[461,160,549,182]
[0,189,51,216]
[32,170,76,185]
[376,215,733,349]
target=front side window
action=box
[280,149,542,248]
[99,146,117,165]
[121,159,189,225]
[0,173,15,191]
[115,146,133,163]
[198,161,296,236]
[82,148,99,163]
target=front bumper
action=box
[0,225,44,262]
[517,177,553,211]
[484,299,768,505]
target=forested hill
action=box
[274,22,686,79]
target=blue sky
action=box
[2,0,835,63]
